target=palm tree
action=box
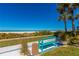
[58,13,68,33]
[57,3,79,35]
[57,4,68,33]
[67,3,79,35]
[68,4,76,36]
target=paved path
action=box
[0,41,38,56]
[0,45,21,56]
[0,36,56,56]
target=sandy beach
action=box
[0,31,36,33]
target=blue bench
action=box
[38,36,62,52]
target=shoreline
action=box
[0,31,36,33]
[0,31,56,33]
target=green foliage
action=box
[39,30,53,35]
[57,4,68,32]
[0,33,31,39]
[54,31,63,37]
[69,36,79,45]
[57,3,79,35]
[0,31,53,40]
[54,31,68,41]
[59,33,67,41]
[33,30,53,36]
[76,30,79,35]
[33,32,38,36]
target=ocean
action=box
[0,30,38,32]
[0,30,39,33]
[0,30,55,33]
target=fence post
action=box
[32,43,39,55]
[20,39,30,56]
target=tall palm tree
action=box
[57,3,79,35]
[58,13,67,32]
[67,3,79,35]
[68,4,76,35]
[57,4,68,33]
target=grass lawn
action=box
[0,35,52,47]
[0,37,42,47]
[42,46,79,56]
[0,39,20,47]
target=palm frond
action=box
[75,14,79,19]
[58,14,65,21]
[73,3,79,8]
[68,15,72,20]
[57,4,65,14]
[68,7,73,14]
[64,3,70,8]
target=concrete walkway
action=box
[0,41,38,56]
[0,37,57,56]
[0,45,21,56]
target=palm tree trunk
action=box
[72,18,75,36]
[64,19,67,33]
[71,9,76,36]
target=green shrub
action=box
[69,36,79,45]
[54,31,63,37]
[33,30,53,36]
[38,30,53,35]
[76,30,79,35]
[60,33,67,41]
[33,32,38,36]
[54,31,69,41]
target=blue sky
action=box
[0,3,79,31]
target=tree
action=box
[58,13,68,33]
[57,3,79,36]
[68,3,79,35]
[57,4,68,33]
